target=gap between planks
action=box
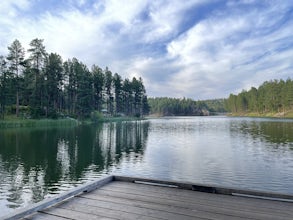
[78,183,292,220]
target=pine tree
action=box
[63,59,76,116]
[104,67,113,115]
[113,73,123,115]
[0,56,8,119]
[7,39,25,117]
[44,53,63,118]
[122,78,132,115]
[91,65,104,111]
[27,39,47,117]
[75,61,93,118]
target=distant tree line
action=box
[0,39,149,119]
[225,79,293,114]
[197,99,227,114]
[148,97,225,116]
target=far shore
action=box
[0,116,144,129]
[227,110,293,119]
[1,111,292,129]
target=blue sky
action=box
[0,0,292,100]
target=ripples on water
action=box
[0,116,293,216]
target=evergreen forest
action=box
[0,39,149,120]
[148,97,226,116]
[225,79,293,115]
[1,39,292,120]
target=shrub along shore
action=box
[0,118,79,128]
[0,115,145,129]
[227,109,293,119]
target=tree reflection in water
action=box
[0,121,150,214]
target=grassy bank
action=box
[0,115,145,129]
[101,116,144,122]
[0,117,79,128]
[228,110,293,119]
[82,116,145,125]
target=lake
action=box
[1,116,293,216]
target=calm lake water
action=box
[1,116,293,216]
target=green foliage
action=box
[0,118,78,128]
[148,97,208,116]
[90,111,103,123]
[226,79,293,116]
[148,97,227,116]
[0,38,149,121]
[91,65,104,111]
[198,99,227,114]
[7,39,25,117]
[0,55,7,119]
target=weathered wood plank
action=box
[87,187,293,220]
[1,175,113,220]
[41,207,116,220]
[59,197,183,220]
[104,181,293,213]
[4,175,293,220]
[63,198,203,220]
[78,192,247,220]
[78,193,197,217]
[24,212,68,220]
[97,183,293,215]
[114,175,293,201]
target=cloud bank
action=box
[0,0,292,99]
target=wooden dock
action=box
[2,175,293,220]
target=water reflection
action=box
[231,118,293,145]
[1,117,293,217]
[0,121,149,214]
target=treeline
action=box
[148,97,217,116]
[226,79,293,114]
[197,99,227,114]
[0,39,149,119]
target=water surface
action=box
[0,116,293,216]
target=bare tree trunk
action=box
[16,90,19,117]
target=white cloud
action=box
[142,0,208,43]
[98,0,148,25]
[163,1,293,99]
[0,0,292,99]
[0,0,31,14]
[0,0,32,51]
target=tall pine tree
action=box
[27,39,47,117]
[7,39,25,117]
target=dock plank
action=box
[59,197,192,220]
[109,181,293,205]
[24,212,68,220]
[88,185,293,220]
[79,192,248,220]
[114,175,293,201]
[4,175,292,220]
[41,207,116,220]
[102,181,293,213]
[3,175,113,220]
[78,193,203,218]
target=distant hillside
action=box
[198,99,227,114]
[149,78,293,118]
[148,97,226,116]
[225,78,293,117]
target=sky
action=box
[0,0,293,100]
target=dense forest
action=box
[198,99,227,114]
[148,97,226,116]
[2,39,291,120]
[225,79,293,115]
[0,39,149,119]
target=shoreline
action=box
[0,118,79,128]
[227,110,293,119]
[0,116,145,129]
